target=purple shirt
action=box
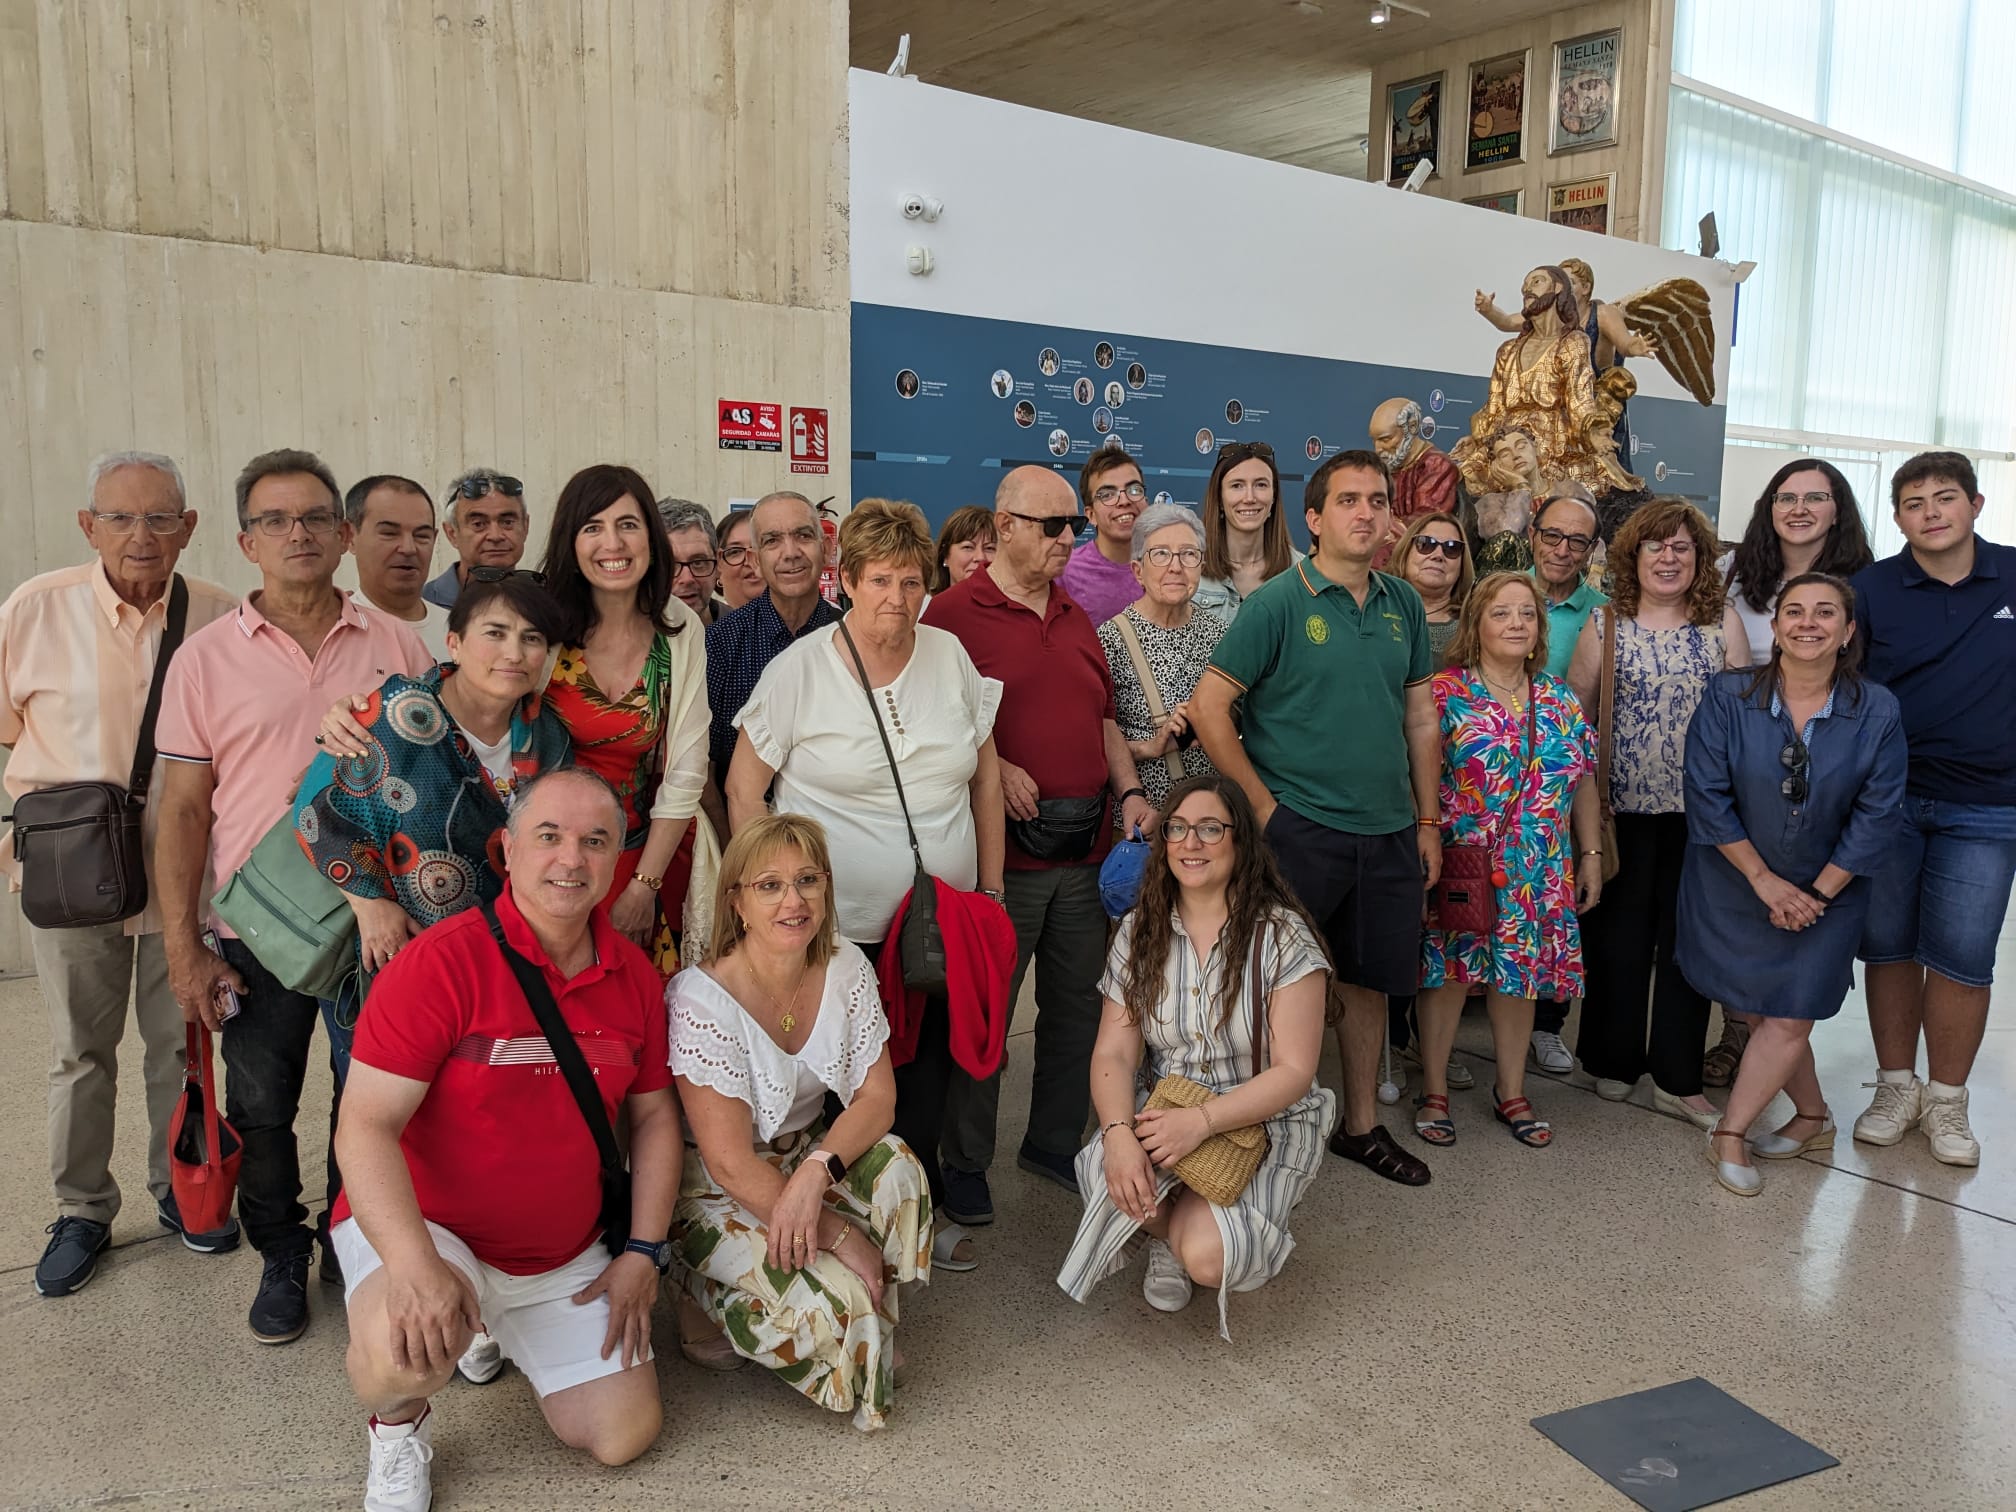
[1058,539,1143,627]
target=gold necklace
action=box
[757,966,809,1036]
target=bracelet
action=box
[1416,816,1441,827]
[630,872,663,892]
[1118,787,1147,804]
[1101,1119,1132,1139]
[1200,1102,1217,1134]
[1579,849,1603,857]
[826,1220,852,1253]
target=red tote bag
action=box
[168,1023,242,1235]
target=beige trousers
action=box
[33,921,184,1223]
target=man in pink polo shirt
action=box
[155,447,432,1348]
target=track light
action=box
[1370,2,1389,23]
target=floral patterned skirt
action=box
[672,1129,931,1431]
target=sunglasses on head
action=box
[1217,440,1275,463]
[468,566,546,585]
[1003,509,1087,538]
[453,475,525,502]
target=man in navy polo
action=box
[1850,451,2016,1167]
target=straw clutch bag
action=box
[1142,927,1270,1206]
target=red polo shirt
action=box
[330,886,670,1274]
[924,571,1115,869]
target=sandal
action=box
[931,1221,978,1273]
[1413,1092,1456,1146]
[1702,1014,1751,1088]
[1327,1124,1432,1185]
[1492,1089,1552,1147]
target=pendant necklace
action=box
[1482,671,1529,714]
[762,967,809,1036]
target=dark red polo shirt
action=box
[329,886,670,1274]
[924,571,1116,869]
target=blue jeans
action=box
[1858,798,2016,988]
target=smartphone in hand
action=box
[199,929,242,1023]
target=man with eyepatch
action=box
[422,467,531,610]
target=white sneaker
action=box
[1529,1031,1573,1075]
[1922,1089,1981,1167]
[1853,1076,1924,1146]
[365,1411,434,1512]
[454,1330,504,1385]
[1141,1239,1193,1313]
[1594,1077,1634,1102]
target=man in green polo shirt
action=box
[1191,448,1443,1188]
[1525,486,1608,1072]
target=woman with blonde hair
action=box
[1392,510,1477,665]
[665,813,931,1430]
[1568,498,1751,1125]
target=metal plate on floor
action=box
[1532,1376,1837,1511]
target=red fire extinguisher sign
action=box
[789,407,829,474]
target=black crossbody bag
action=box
[8,576,188,928]
[481,901,630,1258]
[834,618,948,993]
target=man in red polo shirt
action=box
[924,466,1154,1225]
[332,769,679,1511]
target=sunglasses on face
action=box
[453,476,525,502]
[1411,536,1465,559]
[1003,509,1087,538]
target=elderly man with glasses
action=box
[1059,449,1149,626]
[2,452,241,1298]
[422,467,530,610]
[657,497,726,628]
[153,448,433,1346]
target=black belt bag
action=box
[7,577,188,929]
[1008,794,1107,863]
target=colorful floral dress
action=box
[545,623,710,972]
[1419,668,1595,1001]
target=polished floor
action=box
[2,917,2013,1510]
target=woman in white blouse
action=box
[666,813,930,1432]
[725,497,1005,1272]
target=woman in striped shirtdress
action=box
[1058,774,1338,1340]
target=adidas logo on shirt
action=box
[1996,606,2014,620]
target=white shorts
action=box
[331,1218,651,1399]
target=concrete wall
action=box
[1366,0,1672,244]
[0,0,851,971]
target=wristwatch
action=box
[624,1237,674,1274]
[808,1148,848,1185]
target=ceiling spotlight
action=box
[1370,2,1390,23]
[1369,0,1428,22]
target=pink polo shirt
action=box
[156,591,432,930]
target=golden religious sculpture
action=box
[1454,264,1643,496]
[1476,262,1719,406]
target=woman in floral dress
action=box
[1413,573,1604,1149]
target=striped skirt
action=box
[1056,1084,1337,1340]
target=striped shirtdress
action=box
[1057,906,1338,1340]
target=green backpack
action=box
[211,812,357,1002]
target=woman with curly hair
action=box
[1718,458,1874,657]
[1057,774,1337,1339]
[1567,498,1751,1126]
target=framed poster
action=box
[1463,50,1528,171]
[1546,173,1614,235]
[1386,72,1443,185]
[1463,189,1524,215]
[1550,28,1621,154]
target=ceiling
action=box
[850,0,1575,175]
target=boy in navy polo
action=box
[1851,451,2016,1166]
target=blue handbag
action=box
[1098,826,1152,917]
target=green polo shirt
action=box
[1207,557,1430,835]
[1534,570,1607,680]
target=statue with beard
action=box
[1367,396,1461,569]
[1452,264,1643,497]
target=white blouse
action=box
[665,942,890,1143]
[736,621,1002,943]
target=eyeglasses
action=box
[1093,481,1148,505]
[90,510,187,536]
[246,508,342,538]
[1780,739,1810,805]
[1217,440,1275,462]
[1639,539,1696,557]
[758,525,821,549]
[1003,510,1087,538]
[453,476,525,501]
[1411,536,1465,560]
[672,556,717,579]
[1143,546,1203,568]
[718,542,752,565]
[1161,818,1232,845]
[732,870,829,902]
[1771,491,1834,509]
[1535,525,1596,554]
[469,566,546,585]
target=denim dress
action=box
[1676,671,1907,1019]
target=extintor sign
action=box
[789,406,830,474]
[718,400,782,452]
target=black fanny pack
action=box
[1008,795,1107,863]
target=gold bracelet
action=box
[826,1220,852,1253]
[631,872,663,892]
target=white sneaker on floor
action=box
[1594,1077,1634,1101]
[365,1410,434,1512]
[1853,1076,1924,1146]
[455,1330,504,1385]
[1922,1089,1981,1167]
[1529,1031,1573,1075]
[1142,1239,1193,1313]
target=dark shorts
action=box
[1857,797,2016,988]
[1264,804,1423,995]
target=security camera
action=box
[1401,158,1433,192]
[900,194,943,222]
